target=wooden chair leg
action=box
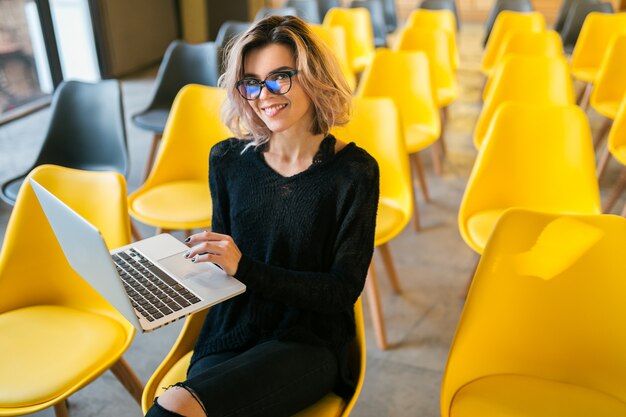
[594,118,613,150]
[130,221,143,242]
[143,133,162,182]
[53,400,69,417]
[410,152,430,202]
[439,107,449,157]
[410,187,422,233]
[111,357,144,404]
[365,261,388,350]
[596,144,612,180]
[378,243,402,294]
[603,167,626,213]
[577,82,592,112]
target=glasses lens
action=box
[238,80,261,99]
[265,73,292,95]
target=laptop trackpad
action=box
[157,253,233,290]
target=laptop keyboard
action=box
[112,248,202,322]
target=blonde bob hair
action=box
[219,15,352,147]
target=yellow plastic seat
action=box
[481,11,545,76]
[141,299,366,417]
[308,23,357,91]
[323,7,375,74]
[598,95,626,214]
[442,208,626,417]
[474,55,575,149]
[589,33,626,121]
[569,12,626,107]
[0,165,143,417]
[394,26,458,109]
[128,85,232,234]
[356,48,440,231]
[333,97,412,350]
[459,103,600,254]
[406,9,459,70]
[483,29,563,92]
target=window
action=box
[0,0,61,123]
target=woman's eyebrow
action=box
[242,66,295,78]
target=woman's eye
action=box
[246,79,261,86]
[273,73,288,80]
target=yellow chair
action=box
[333,97,412,349]
[482,29,564,95]
[442,208,626,417]
[323,7,375,75]
[0,164,143,417]
[481,11,545,77]
[598,94,626,214]
[405,9,459,70]
[569,12,626,109]
[588,33,626,149]
[459,103,601,254]
[356,48,441,231]
[141,298,366,417]
[308,23,357,91]
[128,85,232,235]
[394,26,458,110]
[474,55,575,149]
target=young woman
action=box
[145,15,379,417]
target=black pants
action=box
[145,340,338,417]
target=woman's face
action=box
[242,43,314,138]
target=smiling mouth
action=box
[262,103,288,117]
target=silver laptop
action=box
[30,178,246,332]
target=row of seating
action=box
[444,11,626,413]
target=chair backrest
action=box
[381,0,398,32]
[442,208,626,417]
[484,29,564,80]
[323,7,375,74]
[394,26,456,107]
[481,11,545,75]
[141,40,219,112]
[483,0,534,46]
[350,0,388,47]
[590,33,626,118]
[475,55,575,147]
[254,6,298,21]
[332,97,412,230]
[460,103,600,253]
[555,0,597,33]
[419,0,461,30]
[215,20,251,48]
[356,48,441,151]
[0,164,132,319]
[287,0,321,23]
[308,24,357,90]
[569,12,626,82]
[141,298,367,415]
[608,94,626,166]
[318,0,342,20]
[34,79,128,176]
[561,2,615,52]
[406,9,459,69]
[141,85,232,188]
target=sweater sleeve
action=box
[234,160,380,314]
[209,141,231,235]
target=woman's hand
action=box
[183,231,242,276]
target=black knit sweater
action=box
[190,135,379,398]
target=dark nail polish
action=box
[191,257,197,262]
[184,252,190,258]
[184,237,191,243]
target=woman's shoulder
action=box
[333,140,379,178]
[210,137,254,163]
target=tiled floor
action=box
[0,22,622,417]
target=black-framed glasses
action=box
[236,70,299,100]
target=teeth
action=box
[263,103,287,117]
